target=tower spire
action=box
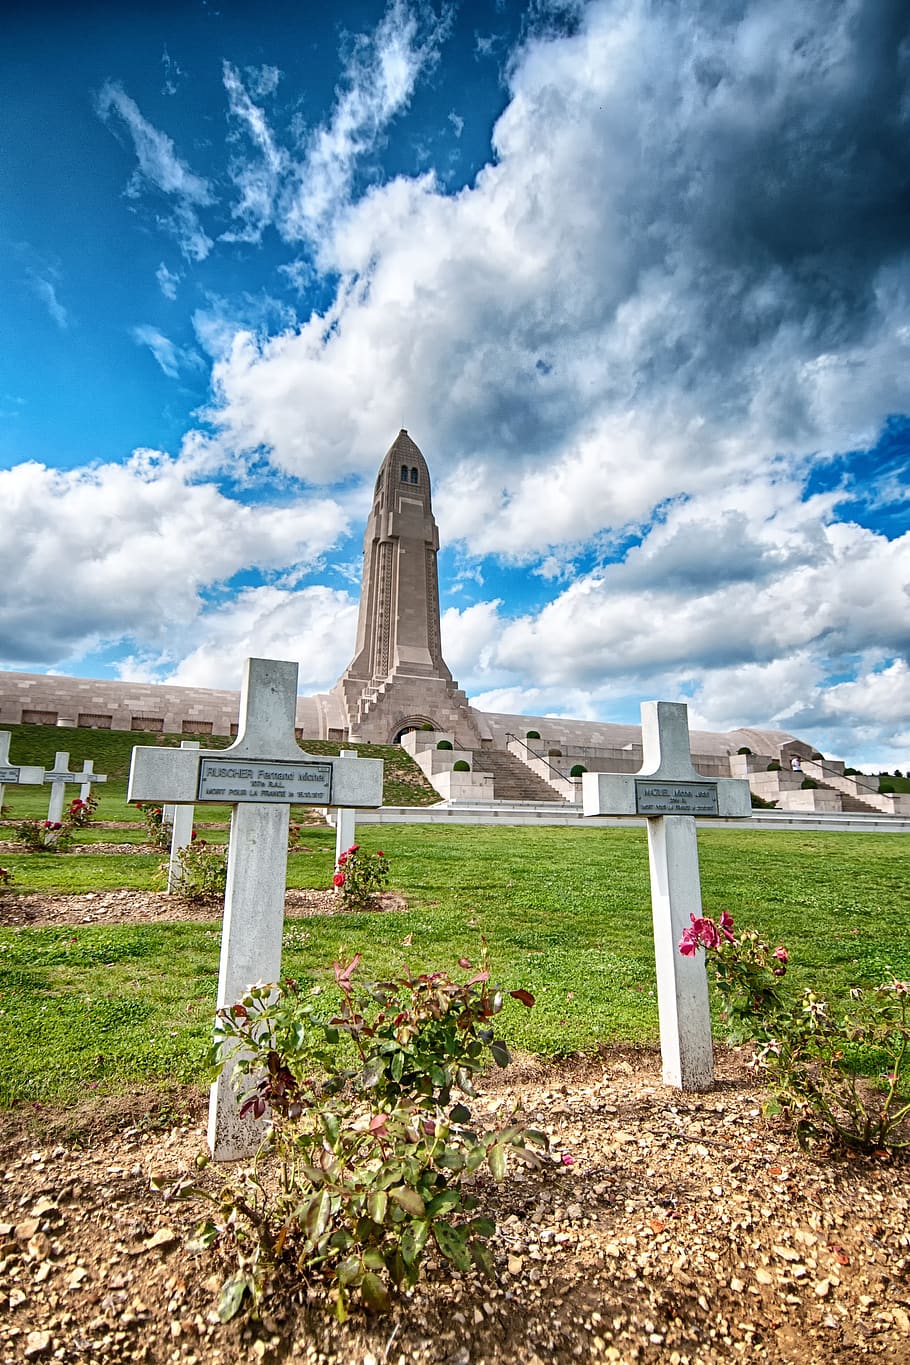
[335,431,480,745]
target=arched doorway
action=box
[392,718,436,744]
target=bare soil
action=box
[2,893,910,1365]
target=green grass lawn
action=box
[1,823,908,1107]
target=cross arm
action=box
[127,747,201,804]
[326,752,383,808]
[1,764,44,785]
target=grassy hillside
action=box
[0,723,438,808]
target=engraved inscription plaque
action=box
[197,757,333,805]
[635,780,719,816]
[0,766,20,783]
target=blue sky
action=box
[2,0,909,769]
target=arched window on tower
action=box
[410,466,418,484]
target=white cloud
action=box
[195,0,910,563]
[28,271,68,329]
[96,81,214,261]
[131,325,203,379]
[221,61,288,244]
[155,262,180,299]
[161,584,357,691]
[281,0,449,243]
[435,476,910,764]
[0,452,349,667]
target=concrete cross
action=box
[127,658,383,1161]
[166,741,199,893]
[331,750,359,869]
[44,752,108,824]
[582,701,750,1091]
[78,759,105,801]
[0,730,45,810]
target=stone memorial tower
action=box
[334,430,482,746]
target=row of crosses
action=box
[0,733,107,822]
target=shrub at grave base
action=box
[189,955,544,1321]
[569,764,587,778]
[801,777,819,789]
[66,793,98,827]
[133,800,172,851]
[332,844,389,910]
[0,866,12,889]
[452,759,471,772]
[680,912,910,1152]
[767,760,781,771]
[169,839,227,902]
[14,818,72,853]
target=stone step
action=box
[470,748,567,802]
[812,779,881,814]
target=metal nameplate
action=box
[0,766,20,783]
[197,757,333,805]
[635,780,719,816]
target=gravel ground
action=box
[1,895,909,1363]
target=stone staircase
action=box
[470,748,567,802]
[811,779,882,814]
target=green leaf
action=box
[360,1056,385,1089]
[466,1216,496,1238]
[360,1272,391,1315]
[425,1188,461,1217]
[216,1272,251,1323]
[303,1188,332,1242]
[320,1112,340,1147]
[362,1246,386,1271]
[449,1102,471,1124]
[389,1185,426,1218]
[400,1219,430,1267]
[337,1257,363,1287]
[390,1049,405,1082]
[487,1142,506,1180]
[185,1219,218,1255]
[490,1038,510,1068]
[456,1066,477,1096]
[433,1221,472,1272]
[470,1239,496,1278]
[437,1148,465,1172]
[367,1188,388,1223]
[465,1145,486,1173]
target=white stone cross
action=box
[332,750,359,868]
[44,751,108,824]
[0,731,45,810]
[582,701,750,1091]
[78,760,103,801]
[127,658,384,1161]
[167,741,199,893]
